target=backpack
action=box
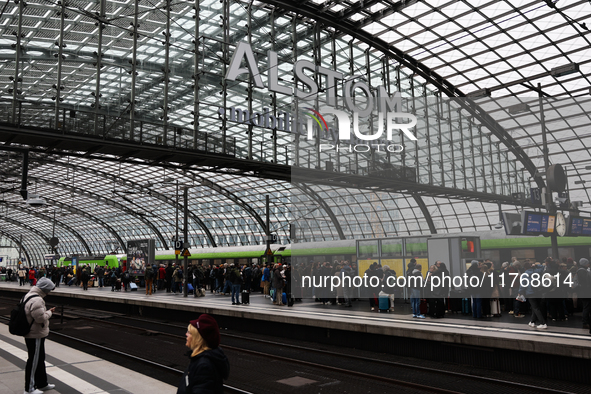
[145,267,154,280]
[210,269,216,279]
[123,271,130,281]
[9,295,40,336]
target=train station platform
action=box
[1,281,590,362]
[0,322,175,394]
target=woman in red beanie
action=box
[178,314,230,394]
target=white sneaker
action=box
[39,384,55,391]
[24,390,43,394]
[536,324,547,329]
[528,321,535,327]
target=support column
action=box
[192,0,200,148]
[55,1,66,129]
[93,0,106,135]
[129,0,139,139]
[162,0,171,144]
[11,0,24,124]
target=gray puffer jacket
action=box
[24,286,52,339]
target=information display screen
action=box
[569,216,591,236]
[521,211,555,235]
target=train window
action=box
[358,240,379,259]
[547,248,574,261]
[381,238,403,258]
[511,249,535,259]
[481,250,500,263]
[404,237,428,257]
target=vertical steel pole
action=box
[94,0,106,135]
[539,83,559,258]
[247,2,253,160]
[55,1,66,129]
[11,0,24,124]
[183,187,188,297]
[265,194,270,264]
[221,0,229,154]
[193,0,200,148]
[130,0,139,139]
[175,180,179,269]
[163,0,171,144]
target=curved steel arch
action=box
[294,184,346,240]
[262,0,545,191]
[192,173,268,236]
[3,205,92,254]
[43,198,127,254]
[0,216,52,257]
[30,160,215,247]
[0,229,34,266]
[27,177,169,250]
[412,194,437,235]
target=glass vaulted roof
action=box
[0,0,590,262]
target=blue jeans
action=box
[231,284,241,303]
[472,296,482,318]
[411,297,420,316]
[173,281,182,293]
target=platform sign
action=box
[583,218,591,236]
[127,239,155,276]
[522,211,556,235]
[181,248,191,257]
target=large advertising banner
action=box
[126,239,155,276]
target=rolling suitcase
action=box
[490,298,501,316]
[130,282,138,291]
[187,283,194,294]
[242,290,250,305]
[462,298,472,315]
[378,295,390,312]
[115,279,121,291]
[420,299,428,315]
[433,298,446,318]
[282,292,287,305]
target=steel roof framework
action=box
[0,0,589,261]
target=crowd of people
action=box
[6,254,590,333]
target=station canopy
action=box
[0,0,590,262]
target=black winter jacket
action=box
[177,348,230,394]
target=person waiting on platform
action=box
[409,264,424,318]
[228,264,243,305]
[272,264,285,305]
[466,261,483,319]
[381,265,396,312]
[173,265,184,294]
[80,266,90,291]
[23,277,56,394]
[18,266,27,286]
[145,264,155,296]
[178,314,229,394]
[518,261,547,329]
[261,264,271,297]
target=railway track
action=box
[48,313,581,394]
[0,315,251,394]
[0,298,586,394]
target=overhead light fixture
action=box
[466,88,491,99]
[550,63,579,78]
[508,103,530,114]
[585,165,591,170]
[494,221,503,229]
[574,180,586,184]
